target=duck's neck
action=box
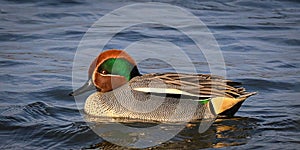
[130,65,142,80]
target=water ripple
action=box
[0,0,299,149]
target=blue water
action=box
[1,0,299,149]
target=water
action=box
[1,0,299,149]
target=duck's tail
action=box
[210,91,257,116]
[240,91,257,99]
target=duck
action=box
[70,49,256,122]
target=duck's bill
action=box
[69,79,95,96]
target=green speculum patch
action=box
[98,58,134,81]
[199,98,210,104]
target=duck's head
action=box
[70,49,141,96]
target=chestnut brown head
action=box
[70,49,141,96]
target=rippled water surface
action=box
[1,0,299,149]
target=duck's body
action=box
[71,50,256,122]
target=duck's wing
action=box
[131,73,255,100]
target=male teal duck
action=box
[70,49,256,122]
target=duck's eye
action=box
[100,70,108,75]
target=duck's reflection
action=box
[83,116,257,149]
